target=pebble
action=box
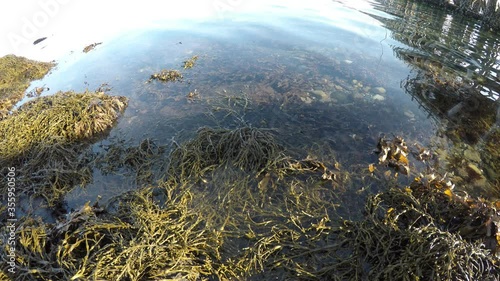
[404,110,415,119]
[373,94,385,101]
[310,90,331,102]
[375,87,386,94]
[344,60,353,64]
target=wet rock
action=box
[463,148,481,163]
[310,90,330,102]
[466,163,483,178]
[373,94,385,101]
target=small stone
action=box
[375,87,386,94]
[463,148,481,163]
[352,93,363,99]
[373,94,385,101]
[404,110,415,119]
[344,60,353,64]
[310,90,331,102]
[300,96,313,104]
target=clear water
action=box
[17,0,499,211]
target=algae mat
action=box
[0,55,54,120]
[2,126,499,280]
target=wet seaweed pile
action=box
[2,124,499,280]
[398,48,500,198]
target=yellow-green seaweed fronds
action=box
[149,69,183,82]
[0,90,127,163]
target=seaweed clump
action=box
[148,69,183,83]
[0,185,220,280]
[82,42,102,53]
[0,90,127,162]
[168,127,287,179]
[0,55,54,119]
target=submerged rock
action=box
[310,89,331,102]
[375,87,386,94]
[464,148,481,163]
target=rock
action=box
[310,90,331,102]
[373,94,385,101]
[463,148,481,163]
[404,110,415,119]
[344,60,353,64]
[300,96,313,104]
[375,87,386,94]
[467,163,483,178]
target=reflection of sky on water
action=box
[1,0,389,61]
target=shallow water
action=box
[16,0,499,211]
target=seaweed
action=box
[0,55,54,119]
